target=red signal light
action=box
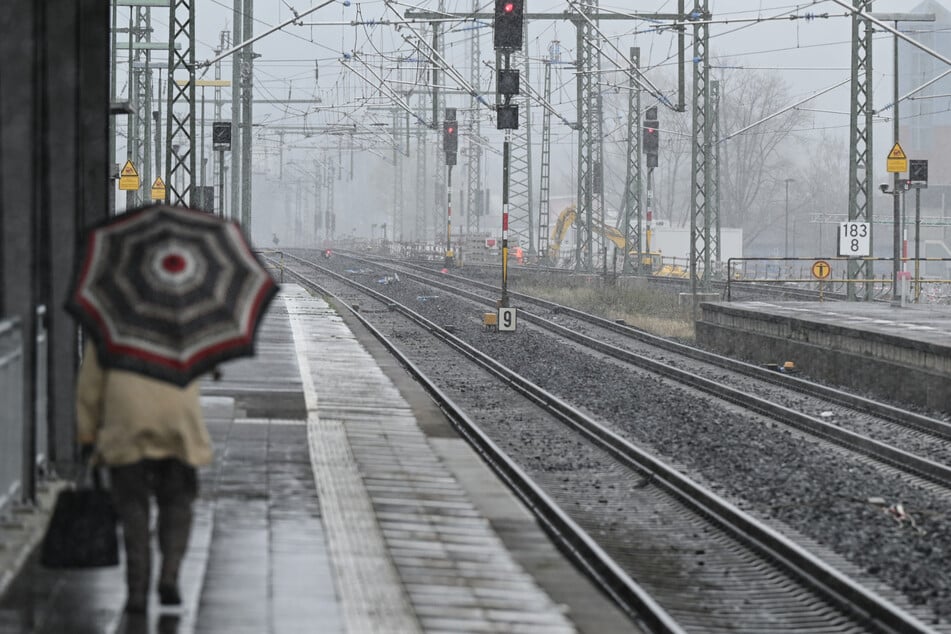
[448,126,455,134]
[494,0,524,50]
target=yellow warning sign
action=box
[118,160,140,191]
[150,177,166,201]
[886,142,908,173]
[811,260,832,280]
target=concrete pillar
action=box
[0,0,110,486]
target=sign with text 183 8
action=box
[838,222,870,257]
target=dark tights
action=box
[110,459,197,601]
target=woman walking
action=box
[75,340,213,614]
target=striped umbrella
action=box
[65,204,278,386]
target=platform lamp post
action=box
[784,178,795,260]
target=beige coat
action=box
[76,341,213,467]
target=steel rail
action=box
[360,253,949,440]
[267,255,685,634]
[339,252,951,488]
[276,251,937,634]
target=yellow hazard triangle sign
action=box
[886,142,908,173]
[120,160,138,177]
[150,177,166,201]
[118,160,140,191]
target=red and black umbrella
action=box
[65,204,278,386]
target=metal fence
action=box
[726,257,951,303]
[0,306,49,514]
[0,318,24,511]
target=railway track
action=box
[267,251,944,633]
[353,252,951,480]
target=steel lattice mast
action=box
[431,1,447,245]
[327,163,335,239]
[690,0,712,294]
[574,5,599,272]
[239,0,254,228]
[622,47,642,274]
[393,104,405,244]
[508,21,534,255]
[165,0,195,207]
[127,6,152,209]
[230,0,242,222]
[536,44,556,262]
[711,79,721,266]
[415,91,429,243]
[848,0,875,300]
[314,160,323,243]
[466,0,484,239]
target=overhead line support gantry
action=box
[405,4,696,276]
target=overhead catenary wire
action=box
[183,1,951,220]
[237,1,861,147]
[345,51,429,127]
[380,1,493,112]
[566,0,675,110]
[199,0,338,68]
[719,77,850,143]
[827,0,951,115]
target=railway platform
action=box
[0,284,633,633]
[696,299,951,411]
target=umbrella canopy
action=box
[65,204,278,386]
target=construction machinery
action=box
[548,204,665,272]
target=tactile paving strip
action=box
[285,286,576,634]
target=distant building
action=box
[897,0,951,276]
[900,1,951,184]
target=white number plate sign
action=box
[838,222,870,257]
[497,307,517,332]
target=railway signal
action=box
[643,106,659,168]
[444,108,457,266]
[496,104,519,130]
[909,159,928,187]
[443,108,457,165]
[493,0,524,51]
[212,121,231,151]
[497,68,520,96]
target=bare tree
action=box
[600,66,806,252]
[716,69,808,250]
[789,133,849,257]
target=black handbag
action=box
[40,466,119,568]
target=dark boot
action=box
[157,583,182,606]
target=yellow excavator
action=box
[548,204,663,272]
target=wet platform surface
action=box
[708,299,951,349]
[0,285,633,633]
[696,299,951,410]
